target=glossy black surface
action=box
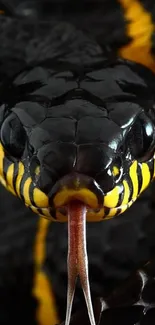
[1,1,155,324]
[1,112,26,159]
[1,58,155,197]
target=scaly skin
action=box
[1,1,155,324]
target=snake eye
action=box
[0,112,26,159]
[126,113,155,162]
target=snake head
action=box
[0,58,155,221]
[0,58,155,323]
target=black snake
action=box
[1,1,155,324]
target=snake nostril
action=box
[29,156,41,185]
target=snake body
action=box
[1,0,155,324]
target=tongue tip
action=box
[65,200,96,325]
[62,298,103,325]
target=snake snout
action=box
[29,140,122,194]
[26,141,125,221]
[48,173,104,211]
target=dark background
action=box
[1,1,155,324]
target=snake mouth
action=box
[26,172,137,221]
[28,199,135,221]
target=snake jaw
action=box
[65,200,96,325]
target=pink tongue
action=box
[65,200,96,325]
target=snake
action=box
[1,0,155,324]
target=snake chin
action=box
[27,196,136,222]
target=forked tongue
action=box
[65,200,96,325]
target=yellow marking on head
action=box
[140,163,151,193]
[53,188,99,209]
[112,166,120,177]
[0,10,5,15]
[118,0,155,72]
[104,186,119,208]
[74,177,81,189]
[23,177,32,205]
[122,180,130,205]
[35,166,40,176]
[16,162,25,198]
[33,188,49,208]
[129,160,138,199]
[33,217,59,325]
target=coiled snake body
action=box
[1,1,155,324]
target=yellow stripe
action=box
[118,0,155,72]
[104,186,119,208]
[121,204,129,214]
[122,180,130,205]
[42,209,53,219]
[153,154,155,178]
[33,188,49,208]
[0,175,6,187]
[31,207,57,222]
[16,162,25,198]
[0,143,7,188]
[105,208,118,219]
[6,164,16,196]
[0,143,5,178]
[23,177,32,205]
[32,217,59,325]
[140,163,151,193]
[105,202,133,220]
[30,206,41,215]
[129,161,139,200]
